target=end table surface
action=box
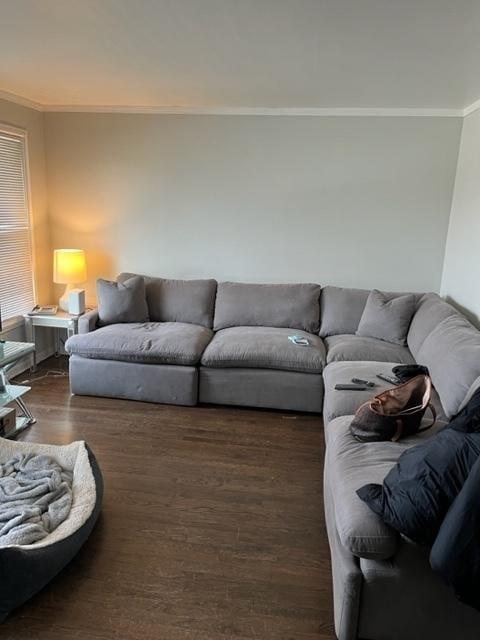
[0,341,35,367]
[24,311,80,328]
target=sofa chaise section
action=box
[325,414,480,640]
[324,292,480,640]
[199,281,324,412]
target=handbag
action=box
[350,374,436,442]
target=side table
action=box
[24,311,81,371]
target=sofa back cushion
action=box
[320,286,370,337]
[213,281,321,333]
[118,272,217,328]
[320,286,422,338]
[415,313,480,417]
[407,293,459,357]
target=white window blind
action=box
[0,128,35,322]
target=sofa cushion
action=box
[97,276,149,326]
[320,286,371,337]
[320,287,422,338]
[407,293,460,357]
[66,322,213,366]
[323,361,447,429]
[118,272,217,328]
[201,326,325,373]
[416,313,480,417]
[325,414,446,560]
[356,290,417,346]
[213,281,321,333]
[325,334,415,365]
[459,376,480,413]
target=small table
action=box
[24,311,81,370]
[0,341,36,437]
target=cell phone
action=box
[288,335,310,346]
[335,384,368,391]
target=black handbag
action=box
[392,364,430,383]
[350,374,437,442]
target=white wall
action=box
[441,109,480,327]
[44,113,462,305]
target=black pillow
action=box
[357,388,480,546]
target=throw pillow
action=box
[356,289,416,345]
[357,388,480,546]
[97,276,149,326]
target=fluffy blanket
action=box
[0,453,73,546]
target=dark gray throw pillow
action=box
[97,276,149,326]
[356,289,416,346]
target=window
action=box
[0,126,35,323]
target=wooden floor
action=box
[3,357,335,640]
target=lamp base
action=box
[59,284,75,312]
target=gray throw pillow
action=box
[356,289,416,346]
[97,276,149,326]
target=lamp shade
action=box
[53,249,87,284]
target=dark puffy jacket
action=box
[430,454,480,610]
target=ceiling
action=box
[1,0,480,111]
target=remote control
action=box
[376,374,401,385]
[351,378,375,387]
[335,384,368,391]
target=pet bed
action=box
[0,438,103,620]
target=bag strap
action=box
[392,403,437,442]
[417,403,437,433]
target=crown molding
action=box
[463,97,480,117]
[0,89,43,111]
[0,88,475,117]
[43,104,463,117]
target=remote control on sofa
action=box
[351,378,375,387]
[335,384,368,391]
[376,373,401,385]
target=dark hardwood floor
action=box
[3,357,335,640]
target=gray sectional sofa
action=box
[65,275,480,640]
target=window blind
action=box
[0,129,35,322]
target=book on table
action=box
[28,305,58,316]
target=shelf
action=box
[3,416,33,439]
[0,385,31,408]
[0,341,35,368]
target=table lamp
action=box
[53,249,87,312]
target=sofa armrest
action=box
[78,309,99,334]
